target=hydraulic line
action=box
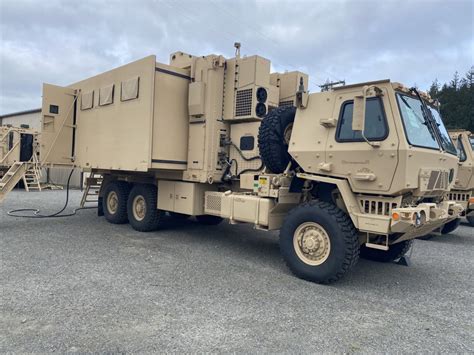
[7,168,97,218]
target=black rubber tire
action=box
[441,218,461,234]
[103,181,131,224]
[465,214,474,227]
[279,200,359,284]
[196,215,223,225]
[360,240,412,263]
[258,106,297,173]
[127,184,163,232]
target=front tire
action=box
[103,181,131,224]
[127,184,163,232]
[441,218,461,234]
[360,240,412,262]
[279,201,359,284]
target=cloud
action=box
[1,0,472,114]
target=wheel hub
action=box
[133,195,146,221]
[293,222,331,266]
[107,191,118,214]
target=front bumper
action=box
[390,201,464,241]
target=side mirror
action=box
[352,93,366,131]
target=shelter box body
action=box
[41,56,190,172]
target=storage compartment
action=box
[157,180,215,215]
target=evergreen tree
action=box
[427,68,474,132]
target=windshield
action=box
[397,93,438,150]
[427,107,457,155]
[470,137,474,151]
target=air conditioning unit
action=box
[223,55,272,121]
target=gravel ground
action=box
[1,189,473,353]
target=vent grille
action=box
[279,100,294,108]
[206,194,222,213]
[447,192,471,202]
[427,171,449,190]
[235,89,253,117]
[358,197,398,216]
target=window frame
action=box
[335,97,389,143]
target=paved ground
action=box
[1,190,473,353]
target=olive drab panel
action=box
[40,84,76,165]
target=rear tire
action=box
[103,181,130,224]
[441,218,461,234]
[279,200,359,284]
[258,106,296,173]
[127,184,163,232]
[360,240,412,262]
[195,215,223,225]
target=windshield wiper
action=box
[409,88,443,149]
[399,94,429,126]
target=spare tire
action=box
[258,106,296,173]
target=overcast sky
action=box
[0,0,472,114]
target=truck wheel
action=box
[258,106,296,173]
[103,181,130,224]
[279,200,359,284]
[196,215,223,225]
[127,184,163,232]
[360,240,412,262]
[441,218,461,234]
[467,215,474,227]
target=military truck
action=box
[0,46,463,283]
[445,130,474,227]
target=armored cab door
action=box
[41,84,77,165]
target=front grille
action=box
[358,197,398,216]
[447,192,471,202]
[235,89,253,117]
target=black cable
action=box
[229,142,261,161]
[7,168,97,218]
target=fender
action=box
[297,172,362,228]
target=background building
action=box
[0,109,82,188]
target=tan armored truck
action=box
[445,130,474,227]
[0,48,463,283]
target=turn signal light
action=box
[469,197,474,204]
[392,212,400,221]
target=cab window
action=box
[336,97,388,142]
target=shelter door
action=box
[41,84,77,165]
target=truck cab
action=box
[446,130,474,226]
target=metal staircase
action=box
[0,162,28,203]
[0,128,42,203]
[80,173,103,207]
[22,161,42,192]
